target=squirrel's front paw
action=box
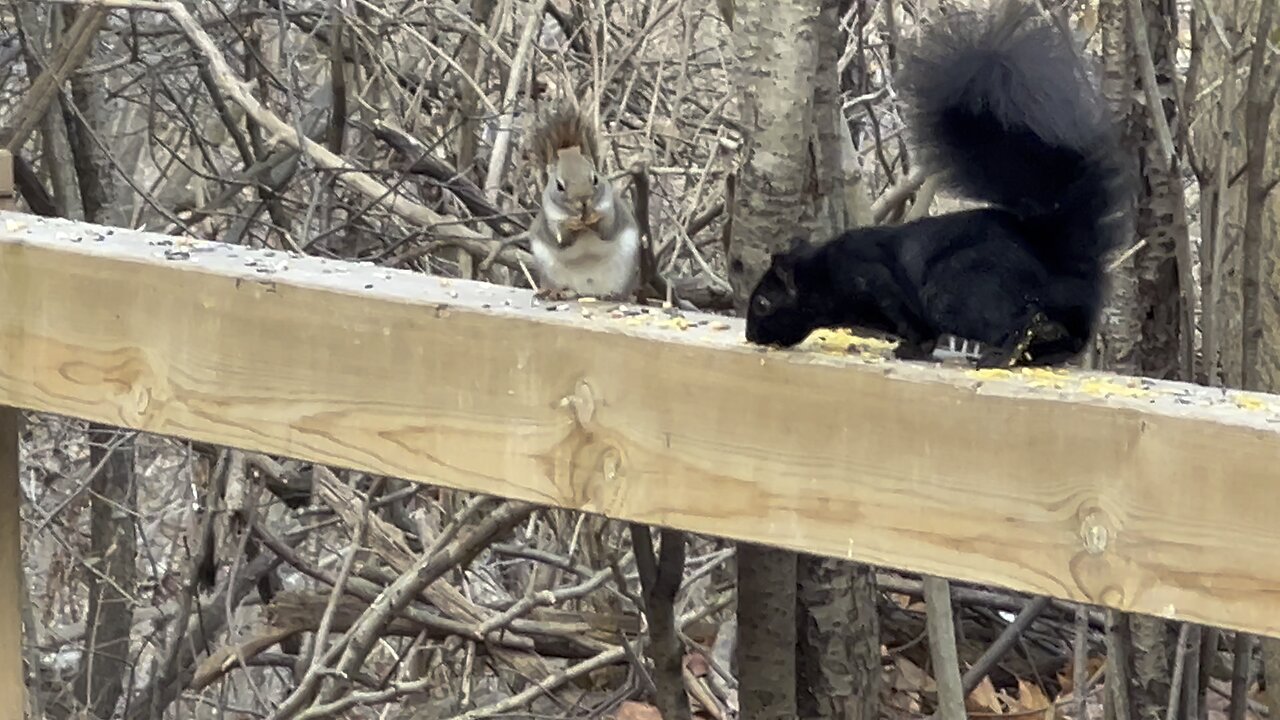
[534,287,578,302]
[892,338,938,362]
[562,213,602,232]
[592,291,636,304]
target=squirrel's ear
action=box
[772,259,798,298]
[768,237,806,267]
[768,238,798,263]
[766,237,807,297]
[769,236,806,263]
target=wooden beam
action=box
[0,408,24,720]
[2,210,1280,637]
[0,154,28,718]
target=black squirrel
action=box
[744,0,1130,368]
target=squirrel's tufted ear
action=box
[769,236,807,265]
[764,236,807,297]
[770,258,798,297]
[783,235,808,254]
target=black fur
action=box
[745,0,1130,368]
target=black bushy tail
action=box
[896,0,1129,263]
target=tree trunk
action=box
[76,431,137,718]
[794,557,882,720]
[631,524,690,720]
[1262,639,1280,720]
[59,8,137,717]
[737,544,798,718]
[1097,0,1192,380]
[728,0,879,716]
[1129,617,1174,720]
[794,1,882,717]
[1096,2,1186,719]
[449,0,497,282]
[1238,0,1278,391]
[12,3,82,218]
[1235,0,1280,703]
[797,556,853,718]
[726,0,826,298]
[847,563,881,720]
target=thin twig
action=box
[1074,604,1090,720]
[482,0,548,201]
[1165,623,1193,720]
[1125,0,1177,165]
[125,0,490,240]
[1105,610,1135,720]
[960,595,1053,696]
[301,474,383,676]
[1229,633,1255,720]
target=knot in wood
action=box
[599,446,622,484]
[133,384,152,417]
[558,379,596,426]
[1078,509,1111,555]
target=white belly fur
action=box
[532,225,640,296]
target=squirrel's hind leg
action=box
[1019,322,1093,366]
[1016,291,1101,366]
[974,308,1058,368]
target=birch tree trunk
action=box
[1238,0,1279,392]
[1097,0,1189,717]
[1233,0,1280,706]
[727,0,821,706]
[1097,0,1193,380]
[728,0,879,717]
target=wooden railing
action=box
[2,151,1280,712]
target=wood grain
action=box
[2,210,1280,637]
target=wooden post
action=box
[0,149,27,718]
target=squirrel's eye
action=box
[555,178,566,192]
[591,172,599,186]
[753,296,773,314]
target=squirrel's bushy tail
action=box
[897,0,1128,262]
